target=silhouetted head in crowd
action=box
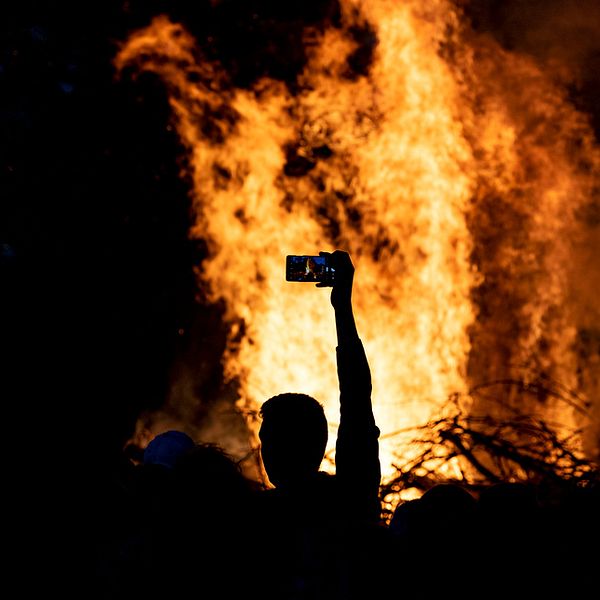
[259,392,328,488]
[390,483,477,542]
[421,483,477,512]
[143,430,196,469]
[476,481,543,558]
[126,430,196,522]
[478,482,539,524]
[389,498,423,541]
[388,484,478,593]
[421,483,477,535]
[136,432,254,526]
[172,442,253,517]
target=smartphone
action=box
[286,254,335,283]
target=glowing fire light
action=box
[116,0,600,482]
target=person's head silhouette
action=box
[258,392,328,488]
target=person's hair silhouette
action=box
[259,392,328,488]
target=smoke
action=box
[458,0,600,461]
[465,0,600,128]
[493,0,598,62]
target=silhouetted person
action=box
[389,483,477,592]
[473,482,545,592]
[420,483,477,534]
[388,498,423,542]
[96,431,194,599]
[256,250,382,599]
[163,442,260,597]
[100,435,259,599]
[547,480,600,591]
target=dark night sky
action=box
[2,1,600,479]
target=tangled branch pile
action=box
[380,378,599,523]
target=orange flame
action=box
[116,0,600,480]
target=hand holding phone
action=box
[317,250,354,308]
[286,254,335,284]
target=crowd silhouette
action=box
[95,250,599,599]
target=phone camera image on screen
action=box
[286,255,335,283]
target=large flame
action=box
[116,0,600,479]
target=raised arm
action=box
[319,250,381,524]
